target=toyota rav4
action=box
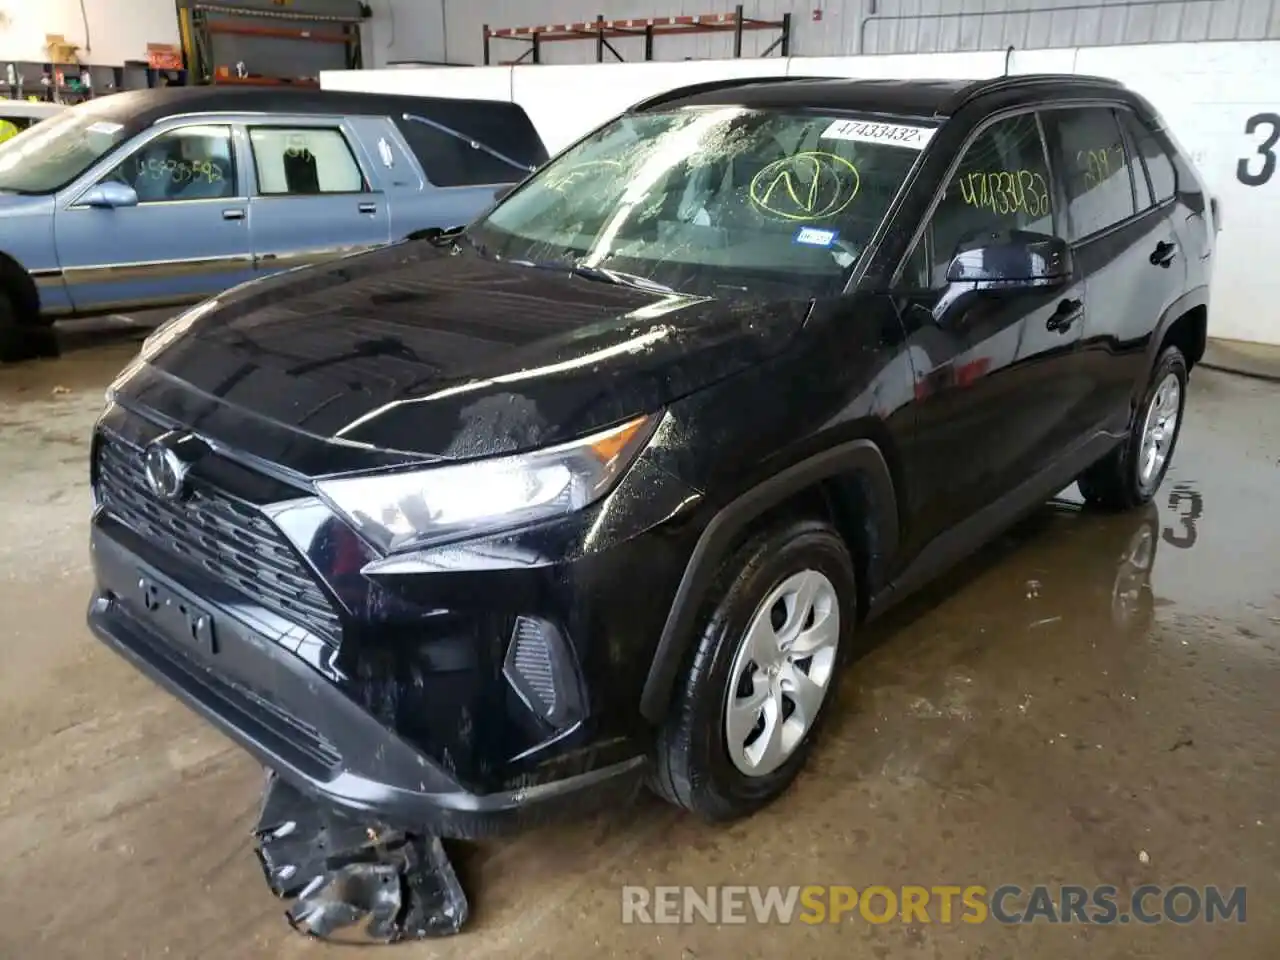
[87,73,1212,903]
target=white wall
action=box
[0,0,180,65]
[324,39,1280,346]
[364,0,1280,68]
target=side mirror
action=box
[81,181,139,209]
[945,231,1071,287]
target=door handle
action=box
[221,208,245,220]
[1046,298,1083,333]
[1150,239,1177,267]
[358,202,378,214]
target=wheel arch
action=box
[639,438,900,724]
[1150,286,1208,371]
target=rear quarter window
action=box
[1121,112,1176,204]
[393,101,547,187]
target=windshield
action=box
[468,107,933,297]
[0,110,129,194]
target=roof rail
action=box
[941,72,1126,114]
[629,74,818,113]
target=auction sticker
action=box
[821,119,935,150]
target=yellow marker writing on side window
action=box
[955,169,1050,217]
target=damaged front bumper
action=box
[253,772,468,943]
[86,524,648,840]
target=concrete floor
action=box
[0,329,1276,959]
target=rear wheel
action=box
[1077,346,1187,510]
[649,517,856,821]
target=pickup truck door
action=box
[242,119,391,277]
[54,121,253,312]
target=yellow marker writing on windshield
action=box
[750,152,860,222]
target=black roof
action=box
[71,85,530,130]
[633,73,1130,119]
[61,85,547,164]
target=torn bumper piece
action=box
[253,772,468,943]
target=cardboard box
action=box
[45,34,80,64]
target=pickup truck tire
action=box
[1077,346,1188,510]
[649,517,855,821]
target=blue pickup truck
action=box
[0,87,547,359]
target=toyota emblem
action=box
[143,438,190,501]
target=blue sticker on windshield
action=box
[794,226,838,247]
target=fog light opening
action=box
[502,616,584,732]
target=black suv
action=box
[88,75,1212,836]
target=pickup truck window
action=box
[0,110,128,194]
[101,124,235,203]
[249,127,366,196]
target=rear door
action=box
[1040,105,1186,438]
[895,110,1086,553]
[244,118,391,278]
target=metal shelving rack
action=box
[482,5,791,65]
[188,2,364,87]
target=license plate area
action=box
[138,573,218,657]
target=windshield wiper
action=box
[568,263,678,295]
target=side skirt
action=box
[867,430,1125,620]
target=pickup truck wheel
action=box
[1077,346,1188,510]
[649,517,856,821]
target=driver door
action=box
[54,122,253,312]
[896,110,1086,556]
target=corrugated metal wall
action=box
[364,0,1280,66]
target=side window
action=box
[1124,119,1155,212]
[398,117,527,187]
[912,113,1054,288]
[1043,108,1136,240]
[103,124,235,203]
[1121,112,1176,204]
[248,127,366,196]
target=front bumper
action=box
[87,523,647,838]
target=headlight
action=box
[316,414,659,553]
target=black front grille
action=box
[95,433,342,645]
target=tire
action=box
[1077,346,1188,511]
[649,517,857,821]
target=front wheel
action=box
[1078,346,1188,510]
[649,517,856,821]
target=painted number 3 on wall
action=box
[1237,112,1280,186]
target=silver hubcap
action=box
[725,569,840,777]
[1138,373,1181,490]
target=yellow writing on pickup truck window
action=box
[956,169,1050,218]
[135,156,224,185]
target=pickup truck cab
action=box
[0,87,546,358]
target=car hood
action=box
[113,241,810,476]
